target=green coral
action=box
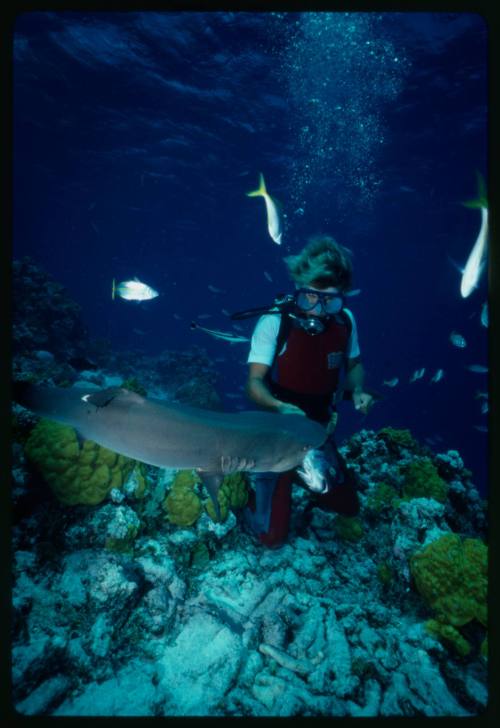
[105,523,140,554]
[367,482,400,514]
[401,457,448,502]
[163,470,202,527]
[410,533,487,657]
[377,427,418,452]
[120,377,147,397]
[334,515,364,542]
[25,419,135,505]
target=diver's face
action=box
[295,284,342,318]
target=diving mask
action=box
[295,288,344,315]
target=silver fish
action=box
[480,401,488,415]
[345,288,361,297]
[474,424,488,433]
[460,174,488,298]
[431,369,445,383]
[466,364,488,373]
[208,285,225,294]
[264,271,273,282]
[449,331,467,348]
[296,448,332,494]
[112,278,159,302]
[383,377,399,387]
[410,368,426,383]
[191,321,250,343]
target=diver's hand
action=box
[353,390,374,415]
[326,411,338,435]
[276,401,306,416]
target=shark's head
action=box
[262,416,327,473]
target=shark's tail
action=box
[246,172,267,198]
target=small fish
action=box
[264,271,273,283]
[208,285,225,294]
[190,321,250,344]
[383,377,399,387]
[474,425,488,433]
[480,401,488,415]
[466,364,488,373]
[91,222,100,236]
[232,323,244,331]
[173,313,183,320]
[430,369,445,383]
[132,328,147,335]
[197,314,213,320]
[449,331,467,348]
[345,288,361,297]
[112,278,159,302]
[459,174,488,298]
[221,309,231,317]
[410,368,426,383]
[475,391,488,399]
[246,173,283,245]
[296,449,332,494]
[480,302,488,327]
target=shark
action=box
[13,383,327,518]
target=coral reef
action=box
[25,420,136,505]
[410,533,487,657]
[163,470,203,527]
[401,458,449,503]
[11,370,489,719]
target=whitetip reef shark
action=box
[13,383,327,519]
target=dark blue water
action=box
[13,11,488,494]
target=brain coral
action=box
[25,419,136,505]
[410,533,487,656]
[163,470,202,527]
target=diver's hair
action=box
[284,235,353,291]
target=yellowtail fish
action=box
[383,377,399,387]
[190,321,250,344]
[112,278,159,302]
[246,172,283,245]
[449,331,467,348]
[460,173,488,298]
[430,369,445,383]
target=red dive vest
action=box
[274,314,350,396]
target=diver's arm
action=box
[246,363,305,415]
[344,357,364,393]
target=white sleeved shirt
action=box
[247,308,360,367]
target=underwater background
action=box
[13,10,488,494]
[11,11,489,718]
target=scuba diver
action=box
[231,235,374,548]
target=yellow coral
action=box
[25,419,135,506]
[163,469,202,527]
[410,533,488,656]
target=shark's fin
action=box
[82,387,145,409]
[197,471,223,521]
